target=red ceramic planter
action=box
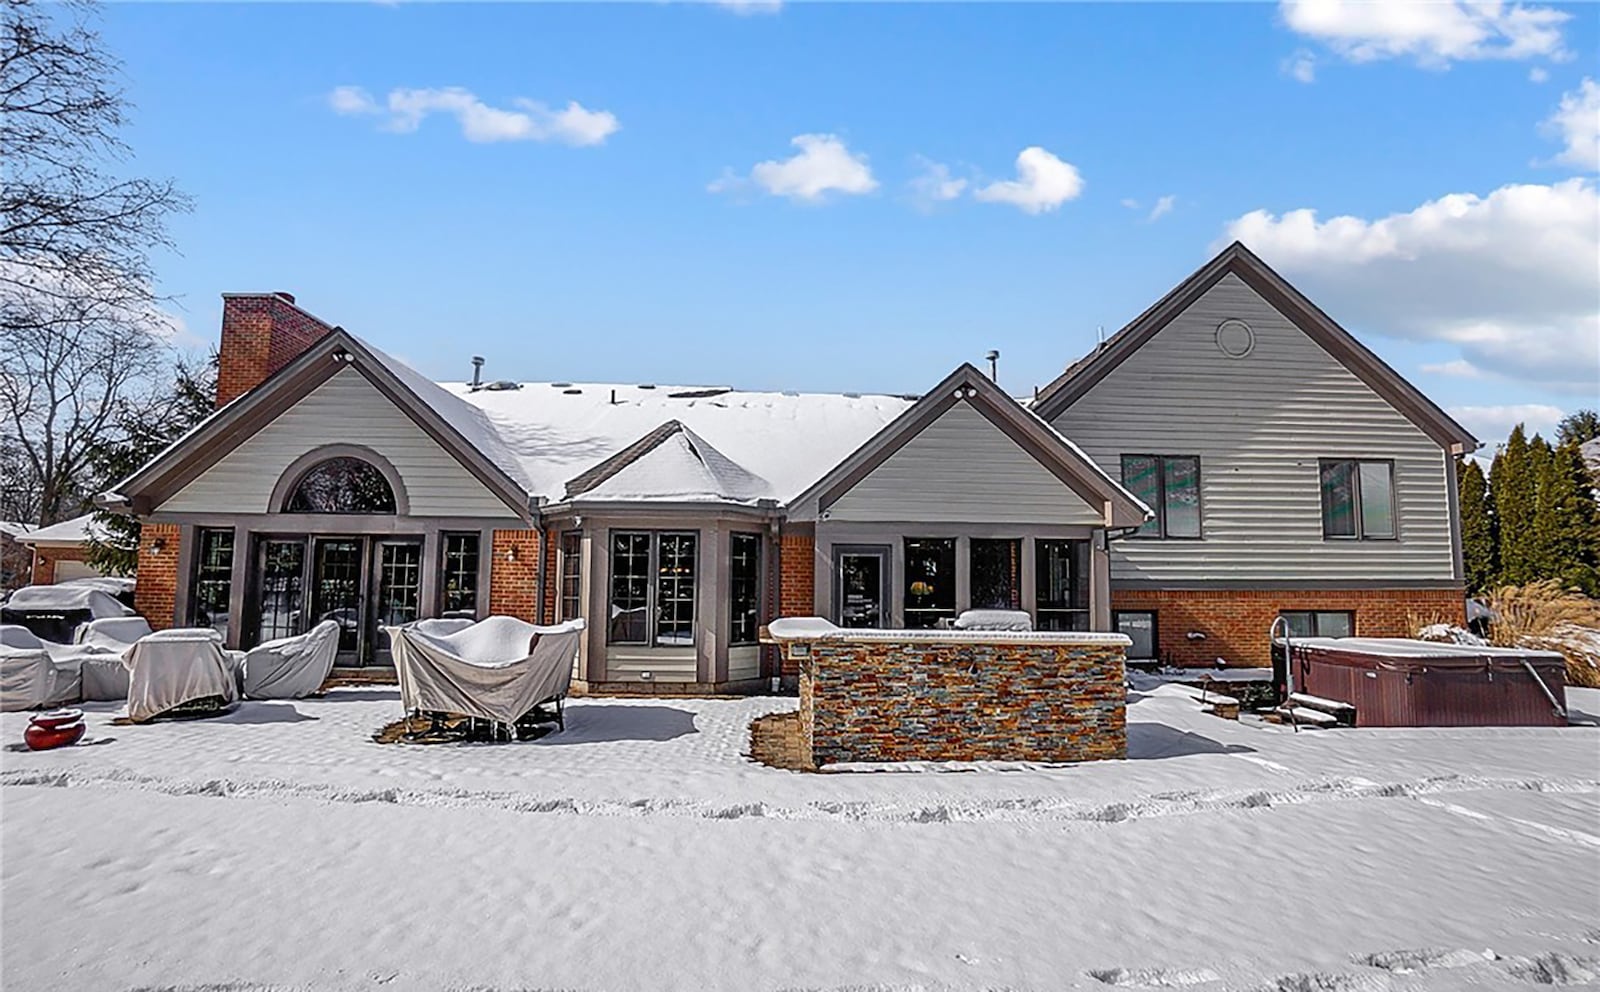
[25,712,86,751]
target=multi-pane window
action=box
[439,533,479,616]
[1319,460,1395,540]
[1121,455,1201,538]
[904,538,956,629]
[376,542,423,628]
[1279,611,1354,638]
[608,531,698,646]
[1035,539,1090,631]
[255,539,305,645]
[190,528,235,639]
[729,532,762,645]
[284,457,396,514]
[970,538,1021,611]
[559,531,583,622]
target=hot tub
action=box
[1284,637,1568,728]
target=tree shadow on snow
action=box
[1127,721,1255,760]
[538,704,697,745]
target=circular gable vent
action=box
[1215,319,1255,358]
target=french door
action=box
[249,535,423,666]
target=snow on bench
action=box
[1287,692,1355,713]
[1278,706,1339,726]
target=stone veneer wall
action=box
[794,634,1127,766]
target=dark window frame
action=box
[969,537,1023,612]
[189,527,235,639]
[559,530,583,623]
[1113,610,1159,661]
[606,530,699,648]
[438,532,480,617]
[903,537,957,629]
[1120,454,1203,540]
[1318,458,1398,541]
[1278,610,1355,638]
[729,532,763,646]
[1035,538,1091,632]
[282,456,398,515]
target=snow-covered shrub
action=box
[1486,581,1600,688]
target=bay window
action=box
[608,531,698,647]
[559,531,583,622]
[729,532,761,645]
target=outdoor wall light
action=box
[149,537,166,554]
[505,545,518,563]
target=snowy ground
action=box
[3,685,1598,992]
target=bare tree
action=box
[0,0,190,525]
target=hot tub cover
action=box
[392,616,585,724]
[242,620,340,699]
[122,628,238,722]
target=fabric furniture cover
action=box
[392,616,585,724]
[0,625,81,711]
[68,618,155,701]
[242,620,340,699]
[954,609,1034,632]
[122,628,238,722]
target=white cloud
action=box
[1283,49,1318,82]
[973,147,1084,214]
[1540,77,1599,171]
[1147,195,1177,222]
[906,157,967,209]
[1421,358,1487,379]
[1529,66,1550,83]
[710,0,782,13]
[1120,198,1140,210]
[1280,0,1571,67]
[328,85,619,146]
[1218,178,1600,393]
[710,134,877,202]
[1448,403,1567,448]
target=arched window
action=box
[284,456,397,514]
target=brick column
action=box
[134,523,181,629]
[489,529,541,622]
[778,533,815,677]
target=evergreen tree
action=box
[84,355,216,575]
[1526,434,1555,580]
[1458,456,1496,592]
[1545,438,1600,596]
[1556,409,1600,446]
[1492,425,1536,585]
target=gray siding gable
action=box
[162,367,513,517]
[1051,273,1458,585]
[828,400,1105,525]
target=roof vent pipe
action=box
[985,349,999,382]
[471,356,484,391]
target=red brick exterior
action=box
[216,293,335,407]
[133,524,181,630]
[28,545,91,584]
[778,533,815,676]
[1110,587,1467,667]
[489,529,543,622]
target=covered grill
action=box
[1285,638,1568,728]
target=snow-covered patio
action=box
[3,686,1598,991]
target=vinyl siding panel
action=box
[163,367,512,517]
[1051,274,1456,585]
[729,645,760,681]
[828,401,1104,525]
[605,647,698,682]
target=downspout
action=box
[530,497,547,625]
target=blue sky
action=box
[100,1,1599,448]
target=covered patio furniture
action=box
[72,617,155,701]
[122,628,239,723]
[0,625,82,711]
[242,620,341,699]
[1,584,135,644]
[392,617,585,730]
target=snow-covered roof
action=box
[0,521,33,540]
[437,380,916,505]
[17,514,99,547]
[569,421,776,505]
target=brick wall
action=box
[489,529,542,622]
[134,524,180,629]
[777,533,815,676]
[794,634,1127,765]
[1111,587,1467,667]
[28,545,91,584]
[216,293,335,407]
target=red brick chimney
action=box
[216,292,336,407]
